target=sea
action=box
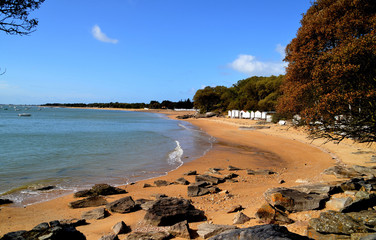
[0,106,214,206]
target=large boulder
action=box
[323,165,363,178]
[208,224,310,240]
[74,184,126,198]
[0,199,13,205]
[341,193,376,213]
[81,207,109,220]
[126,232,170,240]
[1,220,86,240]
[69,196,107,209]
[197,223,237,239]
[195,175,222,185]
[106,196,138,214]
[264,187,329,212]
[309,210,369,235]
[168,220,191,239]
[255,203,294,224]
[144,197,206,226]
[232,212,251,224]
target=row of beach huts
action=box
[228,110,275,122]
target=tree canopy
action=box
[277,0,376,143]
[0,0,45,35]
[193,75,283,113]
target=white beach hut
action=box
[254,111,262,119]
[240,110,251,119]
[250,111,255,119]
[261,112,267,120]
[231,110,240,118]
[228,110,232,118]
[266,115,273,122]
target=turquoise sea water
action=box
[0,106,213,206]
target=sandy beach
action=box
[1,109,375,239]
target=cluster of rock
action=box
[1,219,86,240]
[254,164,376,240]
[176,112,217,119]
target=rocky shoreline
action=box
[2,163,376,240]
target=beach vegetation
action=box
[193,75,283,114]
[277,0,376,143]
[0,0,45,35]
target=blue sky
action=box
[1,0,312,104]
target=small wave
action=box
[167,141,184,166]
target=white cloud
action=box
[91,25,119,44]
[229,44,287,76]
[275,44,286,59]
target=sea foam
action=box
[168,140,184,166]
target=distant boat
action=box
[18,113,31,117]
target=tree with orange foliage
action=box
[277,0,376,143]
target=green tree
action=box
[0,0,45,35]
[277,0,376,143]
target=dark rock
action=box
[227,165,242,171]
[36,186,55,191]
[168,220,191,239]
[49,220,60,227]
[208,224,310,240]
[154,180,170,187]
[264,187,329,212]
[0,199,13,205]
[74,184,126,198]
[183,170,197,176]
[197,223,237,239]
[91,184,126,196]
[74,190,92,198]
[112,221,130,235]
[255,203,294,224]
[233,212,251,224]
[58,218,87,227]
[0,231,27,240]
[309,210,368,235]
[323,165,362,178]
[144,197,206,226]
[69,196,107,208]
[106,196,137,214]
[347,210,376,228]
[32,222,49,231]
[353,165,376,177]
[226,205,243,213]
[279,179,286,184]
[187,185,210,197]
[135,198,152,206]
[224,173,238,180]
[247,169,275,175]
[177,114,194,119]
[2,220,86,240]
[175,177,190,185]
[292,183,340,195]
[126,232,170,240]
[341,193,376,213]
[81,207,109,220]
[151,193,168,199]
[99,233,119,240]
[143,183,152,188]
[307,227,352,240]
[340,179,363,192]
[195,175,222,185]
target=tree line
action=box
[43,99,194,110]
[193,75,283,113]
